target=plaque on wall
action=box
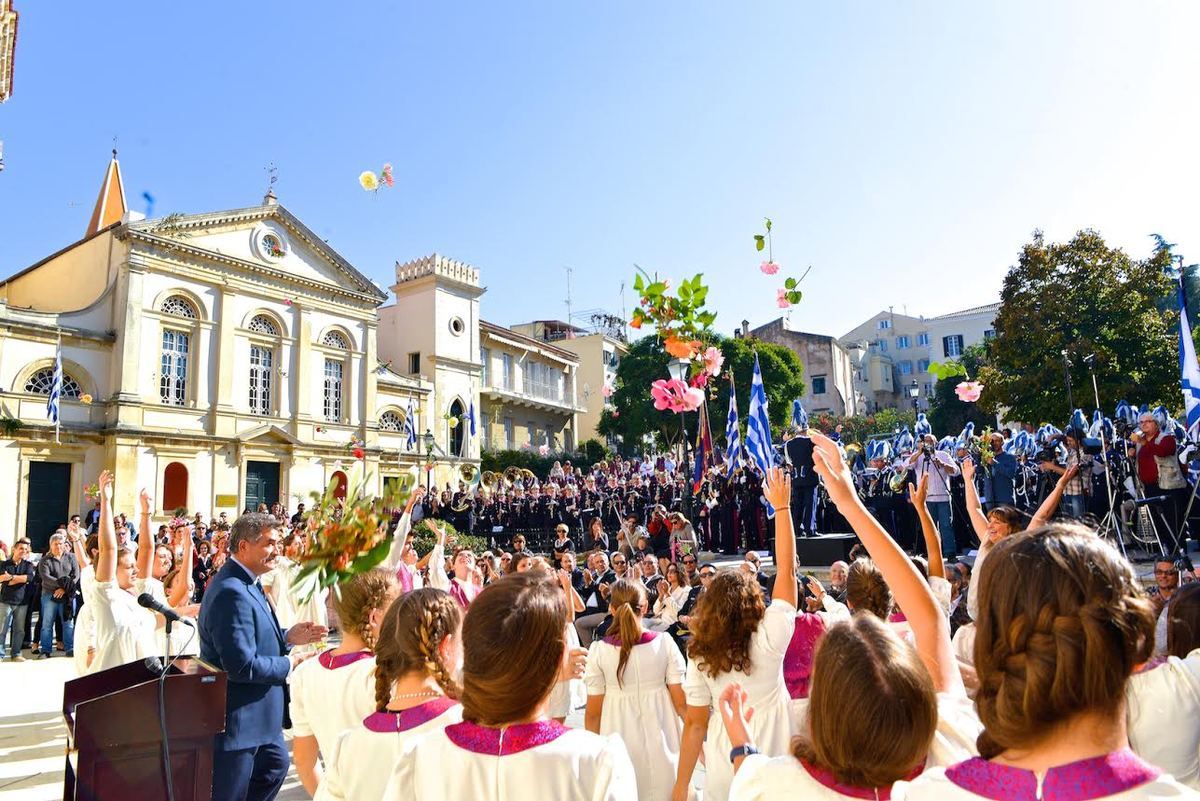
[214,494,239,508]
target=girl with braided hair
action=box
[316,587,462,801]
[900,523,1198,800]
[386,572,636,801]
[584,578,686,801]
[290,567,398,797]
[718,431,980,800]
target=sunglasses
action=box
[683,558,696,564]
[613,559,627,565]
[700,572,716,578]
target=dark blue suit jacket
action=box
[198,559,291,751]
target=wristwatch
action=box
[729,744,759,763]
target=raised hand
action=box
[961,457,976,483]
[285,621,330,646]
[911,472,930,508]
[761,467,791,510]
[717,682,755,748]
[810,431,855,507]
[139,488,152,515]
[97,469,114,501]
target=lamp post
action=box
[667,358,691,468]
[907,379,920,414]
[422,429,436,491]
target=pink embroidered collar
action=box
[800,758,924,800]
[945,749,1161,801]
[317,648,373,670]
[602,630,658,647]
[363,697,459,733]
[445,719,569,756]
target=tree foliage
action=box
[810,408,918,446]
[978,230,1180,426]
[598,335,805,450]
[928,344,995,436]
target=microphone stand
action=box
[1086,362,1130,560]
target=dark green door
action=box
[26,461,71,551]
[245,461,281,513]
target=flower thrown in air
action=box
[776,288,791,308]
[538,444,550,457]
[381,163,395,188]
[664,336,702,360]
[955,381,984,403]
[702,346,725,377]
[601,383,614,398]
[760,261,780,275]
[359,171,379,192]
[651,378,704,414]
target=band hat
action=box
[914,413,932,438]
[938,436,957,452]
[955,422,975,450]
[1070,408,1088,435]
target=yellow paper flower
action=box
[358,171,379,192]
[447,416,460,429]
[79,394,93,405]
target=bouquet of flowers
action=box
[84,482,100,504]
[292,466,408,601]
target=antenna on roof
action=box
[263,162,278,205]
[564,265,573,324]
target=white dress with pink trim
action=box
[894,749,1198,800]
[386,719,637,801]
[1127,649,1200,790]
[584,630,686,801]
[683,598,797,801]
[314,697,462,801]
[730,753,924,800]
[288,649,377,760]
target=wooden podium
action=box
[63,657,227,801]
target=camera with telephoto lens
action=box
[1037,444,1060,464]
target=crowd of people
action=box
[0,403,1198,799]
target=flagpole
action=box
[54,331,61,445]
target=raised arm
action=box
[1030,464,1078,530]
[959,458,989,542]
[95,471,117,583]
[765,467,797,608]
[136,488,154,581]
[911,474,944,579]
[168,528,193,608]
[384,489,423,570]
[810,431,961,695]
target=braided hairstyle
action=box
[845,558,892,620]
[973,523,1154,759]
[332,568,397,652]
[373,588,463,712]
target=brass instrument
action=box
[503,466,522,488]
[844,442,863,464]
[460,463,481,487]
[887,466,911,493]
[481,470,498,489]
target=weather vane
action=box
[265,161,278,194]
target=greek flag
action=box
[405,398,418,451]
[745,353,776,514]
[1179,278,1200,437]
[468,399,477,437]
[47,350,62,425]
[724,374,741,477]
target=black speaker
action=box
[796,533,858,565]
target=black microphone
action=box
[137,593,195,626]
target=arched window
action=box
[249,345,273,415]
[331,470,348,502]
[323,358,344,421]
[163,462,188,511]
[24,368,81,398]
[160,295,198,319]
[248,315,279,336]
[379,410,405,432]
[448,399,465,457]
[322,330,349,349]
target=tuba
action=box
[887,466,911,493]
[503,466,522,488]
[844,442,863,464]
[460,463,481,488]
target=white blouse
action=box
[289,649,378,759]
[386,720,637,801]
[88,580,159,672]
[1126,649,1200,790]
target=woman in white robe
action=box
[585,579,685,801]
[385,572,634,801]
[316,586,463,801]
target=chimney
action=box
[741,319,750,338]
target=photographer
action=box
[1130,410,1188,554]
[903,434,960,557]
[1039,426,1093,520]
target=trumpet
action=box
[887,467,911,493]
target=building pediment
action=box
[237,423,304,447]
[126,204,387,303]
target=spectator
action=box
[37,531,78,658]
[0,539,36,660]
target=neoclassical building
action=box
[0,155,437,549]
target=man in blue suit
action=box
[199,512,326,801]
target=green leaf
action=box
[764,218,772,232]
[754,236,765,252]
[633,273,645,292]
[785,277,797,289]
[787,290,802,304]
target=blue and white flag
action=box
[1179,278,1200,438]
[791,399,807,430]
[468,399,477,437]
[724,374,741,477]
[48,348,62,443]
[405,399,418,451]
[745,353,776,515]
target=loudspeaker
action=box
[796,533,858,566]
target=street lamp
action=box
[422,429,436,490]
[667,358,691,466]
[907,379,920,412]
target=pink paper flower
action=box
[601,383,613,398]
[381,163,395,188]
[760,261,780,275]
[538,444,550,457]
[689,371,709,389]
[702,346,725,377]
[955,381,984,403]
[651,378,704,414]
[776,288,791,308]
[612,410,620,418]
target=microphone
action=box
[137,593,195,626]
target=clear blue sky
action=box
[2,2,1198,337]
